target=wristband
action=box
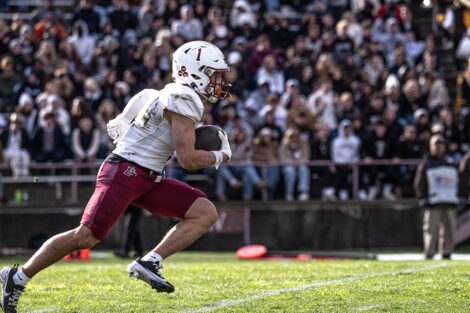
[211,150,223,169]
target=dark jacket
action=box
[311,138,331,160]
[459,152,470,199]
[361,132,394,159]
[32,126,66,155]
[73,9,101,35]
[0,128,30,151]
[395,138,424,159]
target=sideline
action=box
[186,264,448,313]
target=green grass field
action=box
[1,252,469,312]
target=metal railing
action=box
[0,158,422,204]
[216,159,421,200]
[0,161,102,203]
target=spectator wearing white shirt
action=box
[343,11,363,48]
[421,71,450,115]
[256,55,285,95]
[171,5,203,41]
[279,128,311,201]
[16,93,38,139]
[280,79,301,108]
[259,94,288,133]
[230,0,257,29]
[372,17,407,66]
[244,77,271,114]
[71,116,100,163]
[67,20,95,67]
[331,119,361,200]
[38,94,71,136]
[307,80,337,130]
[1,113,30,177]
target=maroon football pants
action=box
[81,161,206,240]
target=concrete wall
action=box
[0,202,423,252]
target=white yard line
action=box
[357,304,381,311]
[376,253,470,261]
[26,306,59,313]
[186,264,448,313]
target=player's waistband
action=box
[105,153,165,183]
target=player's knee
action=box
[196,199,218,226]
[74,225,100,249]
[205,202,218,226]
[186,197,218,226]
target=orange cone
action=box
[64,248,90,261]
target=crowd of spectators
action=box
[0,0,469,202]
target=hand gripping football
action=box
[195,125,222,151]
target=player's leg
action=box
[129,178,216,293]
[1,161,151,312]
[128,197,216,293]
[1,225,99,313]
[23,225,99,279]
[153,197,217,258]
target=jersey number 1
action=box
[196,48,202,61]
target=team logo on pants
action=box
[123,166,137,177]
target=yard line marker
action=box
[26,306,59,313]
[186,264,448,313]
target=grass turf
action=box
[1,252,469,312]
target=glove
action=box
[107,115,131,144]
[218,130,232,160]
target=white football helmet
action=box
[172,41,231,103]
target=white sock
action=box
[13,267,30,286]
[141,251,162,263]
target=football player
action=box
[1,41,232,312]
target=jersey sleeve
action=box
[121,89,158,123]
[165,93,204,123]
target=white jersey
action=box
[113,83,204,172]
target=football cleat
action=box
[0,265,25,313]
[127,258,175,293]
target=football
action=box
[195,125,222,151]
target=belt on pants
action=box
[149,170,165,183]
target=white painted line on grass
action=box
[90,251,113,259]
[376,253,426,261]
[186,264,448,313]
[357,304,381,311]
[376,253,470,261]
[26,306,59,313]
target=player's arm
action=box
[166,110,229,170]
[107,89,153,142]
